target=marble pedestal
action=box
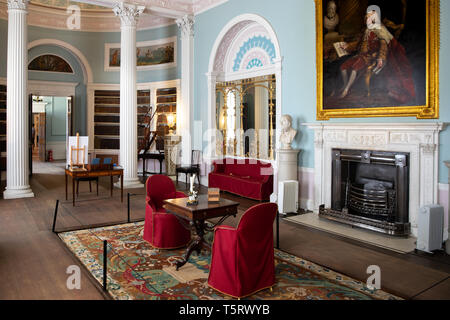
[165,135,181,176]
[276,149,299,182]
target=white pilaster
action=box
[113,3,144,189]
[176,15,194,165]
[4,0,34,199]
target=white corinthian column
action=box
[176,15,194,166]
[4,0,34,199]
[113,3,145,189]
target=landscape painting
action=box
[105,37,176,71]
[315,0,439,119]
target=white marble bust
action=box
[279,115,297,149]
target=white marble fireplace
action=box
[306,122,445,237]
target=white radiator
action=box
[417,205,444,253]
[278,181,298,215]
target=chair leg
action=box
[196,171,200,186]
[96,179,99,196]
[186,173,188,190]
[176,172,178,185]
[76,180,79,197]
[89,180,92,193]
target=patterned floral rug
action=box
[58,222,401,300]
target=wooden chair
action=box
[76,177,99,197]
[176,150,201,189]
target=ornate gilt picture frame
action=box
[315,0,439,120]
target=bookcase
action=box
[93,89,151,150]
[156,87,177,136]
[0,85,6,180]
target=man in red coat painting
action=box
[339,4,416,104]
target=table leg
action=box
[110,175,113,197]
[72,177,75,207]
[121,174,123,202]
[142,157,147,181]
[176,219,205,270]
[65,173,68,201]
[159,159,163,174]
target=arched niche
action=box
[27,41,90,136]
[206,14,282,162]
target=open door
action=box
[67,96,73,136]
[38,110,46,162]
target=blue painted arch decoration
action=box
[233,36,276,71]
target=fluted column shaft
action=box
[4,0,34,199]
[176,15,194,166]
[113,3,144,188]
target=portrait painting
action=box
[315,0,439,119]
[28,54,73,73]
[105,37,177,71]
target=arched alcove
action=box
[27,42,89,137]
[206,14,283,161]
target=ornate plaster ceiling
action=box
[0,0,228,31]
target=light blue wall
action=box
[194,0,450,184]
[0,19,180,83]
[0,18,181,138]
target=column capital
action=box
[7,0,28,11]
[113,3,145,28]
[176,14,194,38]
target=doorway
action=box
[31,95,73,174]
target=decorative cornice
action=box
[7,0,28,10]
[176,14,194,37]
[113,2,145,28]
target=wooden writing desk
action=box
[164,194,239,270]
[65,167,124,206]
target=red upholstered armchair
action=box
[208,202,278,298]
[143,175,191,249]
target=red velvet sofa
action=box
[208,158,273,201]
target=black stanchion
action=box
[52,200,59,233]
[276,211,280,249]
[127,193,131,223]
[103,240,108,291]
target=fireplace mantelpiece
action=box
[305,123,445,237]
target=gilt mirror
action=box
[216,75,276,160]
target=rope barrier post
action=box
[103,240,108,291]
[52,200,59,233]
[276,211,280,249]
[127,193,131,223]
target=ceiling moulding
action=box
[0,0,228,31]
[0,1,175,32]
[77,0,229,15]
